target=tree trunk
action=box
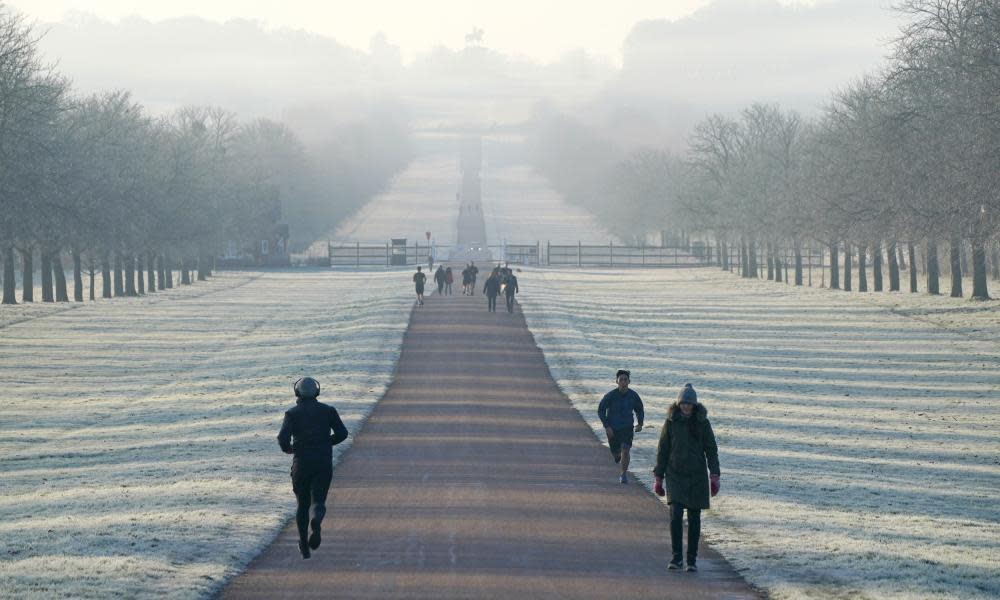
[164,254,174,288]
[147,253,157,292]
[125,255,137,296]
[775,254,783,283]
[19,246,34,302]
[843,243,852,291]
[53,251,69,302]
[971,237,990,300]
[766,244,775,280]
[908,243,918,293]
[858,245,868,292]
[41,248,54,302]
[137,257,145,295]
[102,254,112,299]
[748,239,758,278]
[949,235,963,298]
[926,239,940,295]
[873,242,884,292]
[888,241,900,291]
[741,239,749,277]
[794,244,803,285]
[2,246,17,304]
[113,254,124,297]
[72,249,83,302]
[88,265,96,301]
[181,259,192,285]
[197,253,209,280]
[897,244,907,270]
[157,255,165,290]
[828,241,840,290]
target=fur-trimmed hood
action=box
[667,401,708,422]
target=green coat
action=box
[653,402,720,510]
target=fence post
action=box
[327,241,332,266]
[536,241,540,266]
[547,241,551,266]
[578,241,582,267]
[386,243,390,267]
[610,241,613,267]
[356,242,360,268]
[642,245,645,265]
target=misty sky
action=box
[15,0,820,64]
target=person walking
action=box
[503,270,519,313]
[413,266,427,306]
[469,261,479,295]
[434,265,446,295]
[444,266,454,295]
[277,377,349,559]
[597,369,644,484]
[461,264,471,295]
[653,383,720,572]
[483,271,501,312]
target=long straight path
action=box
[219,288,760,599]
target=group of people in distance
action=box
[481,264,519,313]
[598,370,720,573]
[414,262,520,313]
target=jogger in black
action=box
[277,377,349,559]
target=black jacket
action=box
[503,275,519,296]
[277,397,349,462]
[483,275,501,296]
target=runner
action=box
[597,369,644,484]
[413,266,427,306]
[277,377,349,559]
[653,383,720,572]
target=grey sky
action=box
[13,0,819,64]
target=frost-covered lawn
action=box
[333,154,460,245]
[481,164,619,244]
[0,269,413,599]
[518,267,1000,600]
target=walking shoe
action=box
[668,558,683,570]
[686,562,698,572]
[619,472,628,484]
[308,521,322,550]
[298,540,311,559]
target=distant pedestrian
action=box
[503,271,519,313]
[444,267,454,295]
[483,272,501,312]
[461,264,472,295]
[653,383,720,573]
[434,265,446,295]
[277,377,349,559]
[469,261,479,295]
[413,266,426,306]
[597,369,644,484]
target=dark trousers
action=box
[505,293,515,312]
[437,281,444,294]
[291,459,333,543]
[487,294,497,312]
[670,502,701,563]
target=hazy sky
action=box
[13,0,818,64]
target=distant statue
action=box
[465,27,484,47]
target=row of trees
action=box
[531,0,998,300]
[0,5,411,305]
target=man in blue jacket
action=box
[277,377,349,558]
[598,369,644,484]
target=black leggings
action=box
[487,294,497,312]
[670,502,702,562]
[505,293,515,312]
[291,460,332,543]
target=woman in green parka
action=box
[653,383,720,572]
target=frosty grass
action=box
[0,270,413,598]
[518,266,999,600]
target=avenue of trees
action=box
[0,5,410,305]
[532,0,998,299]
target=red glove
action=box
[710,474,720,497]
[654,475,666,497]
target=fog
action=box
[21,0,901,141]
